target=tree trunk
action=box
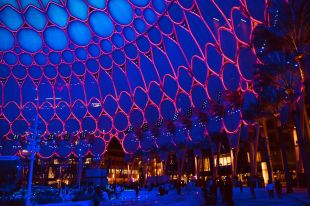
[163,160,166,175]
[195,155,201,178]
[216,141,222,177]
[295,54,310,197]
[229,133,240,178]
[277,127,293,193]
[144,161,148,186]
[296,54,309,141]
[177,158,182,180]
[292,129,302,187]
[127,163,130,181]
[197,157,202,178]
[230,148,239,177]
[210,147,215,180]
[294,107,310,197]
[77,157,83,190]
[303,105,310,140]
[249,143,255,177]
[202,155,205,178]
[262,135,273,182]
[131,159,134,179]
[249,125,260,178]
[262,120,273,182]
[230,149,235,177]
[26,152,35,206]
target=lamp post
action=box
[26,114,42,206]
[77,157,83,190]
[74,133,88,190]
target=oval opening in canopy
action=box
[0,0,268,159]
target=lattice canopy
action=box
[0,0,266,157]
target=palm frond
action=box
[251,0,308,113]
[268,0,310,54]
[252,25,285,60]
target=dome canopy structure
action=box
[0,0,266,157]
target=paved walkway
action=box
[227,188,310,206]
[42,187,310,206]
[103,187,310,206]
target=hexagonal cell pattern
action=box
[0,0,265,157]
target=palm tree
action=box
[206,100,225,178]
[252,0,310,196]
[222,91,242,177]
[276,120,294,193]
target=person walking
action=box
[134,183,140,198]
[249,177,256,199]
[224,177,234,206]
[266,180,274,199]
[93,186,103,206]
[274,179,282,198]
[218,177,225,204]
[176,179,182,195]
[210,180,217,205]
[238,179,243,193]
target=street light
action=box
[25,114,42,206]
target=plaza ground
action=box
[43,187,310,206]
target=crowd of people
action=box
[205,176,284,205]
[203,177,234,206]
[59,183,123,205]
[56,175,285,206]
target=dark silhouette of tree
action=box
[252,0,310,196]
